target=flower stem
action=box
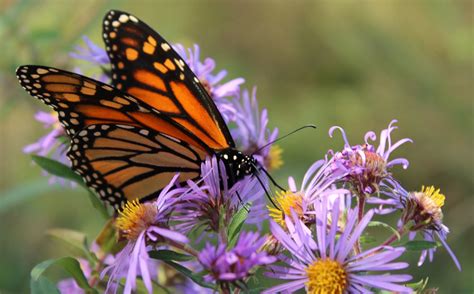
[381,226,406,247]
[354,194,366,255]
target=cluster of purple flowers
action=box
[26,37,460,293]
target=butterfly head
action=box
[217,149,258,185]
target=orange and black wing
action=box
[16,65,207,207]
[69,124,202,210]
[102,10,234,151]
[16,65,207,151]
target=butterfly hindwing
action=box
[102,10,234,151]
[69,124,203,209]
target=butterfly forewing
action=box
[16,65,142,136]
[69,124,203,209]
[102,10,234,151]
[16,65,207,150]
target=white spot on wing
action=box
[119,14,129,23]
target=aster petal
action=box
[384,138,413,160]
[387,158,410,169]
[364,131,377,144]
[270,220,312,264]
[148,227,188,243]
[334,208,358,261]
[348,247,405,270]
[214,78,245,97]
[436,231,462,270]
[138,242,153,293]
[262,278,308,294]
[337,209,374,262]
[328,197,340,260]
[350,275,412,293]
[329,126,350,146]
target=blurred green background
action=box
[0,0,472,292]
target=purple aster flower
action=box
[232,87,282,171]
[101,175,188,294]
[173,156,266,233]
[328,119,412,196]
[265,197,412,293]
[391,184,461,271]
[268,158,349,227]
[70,36,109,65]
[174,44,244,122]
[198,231,276,286]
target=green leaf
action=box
[30,276,60,294]
[149,250,194,262]
[368,221,401,240]
[31,155,84,185]
[406,277,429,291]
[31,155,109,219]
[403,240,439,251]
[228,203,251,247]
[164,260,214,289]
[31,257,97,293]
[47,229,89,258]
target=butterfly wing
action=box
[17,65,207,207]
[69,124,202,209]
[102,10,234,151]
[17,65,207,150]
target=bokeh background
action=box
[0,0,472,292]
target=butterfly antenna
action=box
[254,170,278,208]
[252,124,316,155]
[236,191,250,212]
[259,165,286,191]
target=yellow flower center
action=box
[306,259,347,294]
[116,200,157,241]
[268,191,304,226]
[421,185,445,208]
[266,145,284,171]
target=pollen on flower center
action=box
[116,200,157,241]
[420,185,445,208]
[268,191,304,226]
[305,259,347,294]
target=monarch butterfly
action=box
[16,10,266,211]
